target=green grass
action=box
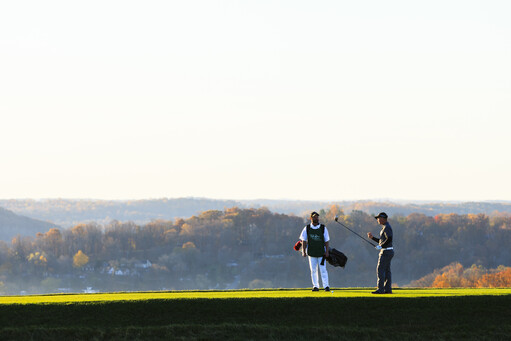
[2,287,510,304]
[0,288,510,340]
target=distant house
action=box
[135,260,152,269]
[83,287,99,293]
[104,260,151,276]
[57,288,72,293]
[83,265,95,272]
[107,268,128,276]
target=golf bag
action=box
[321,247,348,268]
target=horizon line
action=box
[0,197,510,204]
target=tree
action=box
[40,228,63,259]
[182,242,196,249]
[477,267,511,288]
[431,263,464,288]
[73,250,89,268]
[324,204,344,222]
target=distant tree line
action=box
[0,198,239,227]
[0,206,510,294]
[2,198,511,229]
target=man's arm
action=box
[324,227,330,257]
[367,232,380,243]
[299,227,307,256]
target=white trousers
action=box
[308,256,329,288]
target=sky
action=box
[1,1,510,202]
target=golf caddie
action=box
[367,212,394,294]
[299,211,330,291]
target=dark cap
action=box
[374,212,388,219]
[310,211,319,218]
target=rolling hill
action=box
[0,207,57,242]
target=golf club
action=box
[334,215,377,247]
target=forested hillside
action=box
[2,198,511,229]
[0,206,510,295]
[245,199,511,217]
[0,207,58,241]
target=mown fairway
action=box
[0,288,510,340]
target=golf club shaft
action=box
[334,219,376,247]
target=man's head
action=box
[310,211,320,225]
[374,212,388,225]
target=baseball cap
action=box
[310,211,319,217]
[374,212,388,219]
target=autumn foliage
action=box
[411,262,511,288]
[2,206,511,294]
[73,250,89,268]
[477,267,511,288]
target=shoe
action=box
[371,290,384,294]
[312,287,319,291]
[384,291,393,294]
[324,287,330,291]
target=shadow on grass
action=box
[0,294,510,340]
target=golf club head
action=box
[334,215,339,222]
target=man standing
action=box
[299,212,330,291]
[367,212,394,294]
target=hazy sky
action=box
[1,1,510,201]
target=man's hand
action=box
[375,245,382,250]
[302,251,307,257]
[325,250,329,258]
[367,232,373,239]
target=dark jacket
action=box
[371,222,393,248]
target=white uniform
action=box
[299,223,330,288]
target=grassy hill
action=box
[1,288,510,340]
